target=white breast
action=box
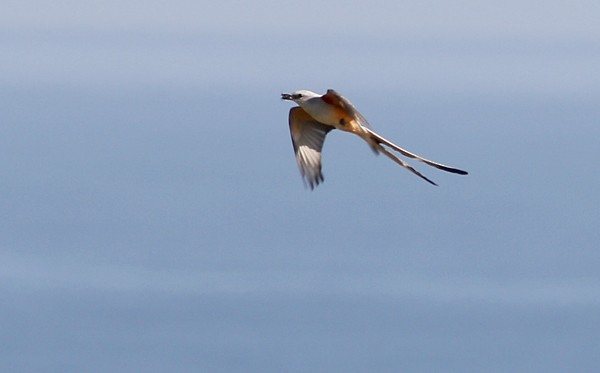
[300,98,341,125]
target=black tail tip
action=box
[443,167,468,175]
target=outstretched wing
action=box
[288,107,334,189]
[321,89,372,129]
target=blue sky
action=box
[2,1,600,372]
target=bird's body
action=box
[286,89,367,134]
[281,89,468,188]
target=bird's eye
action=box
[292,93,302,99]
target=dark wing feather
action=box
[323,89,372,129]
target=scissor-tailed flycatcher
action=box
[281,89,468,188]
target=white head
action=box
[281,90,320,105]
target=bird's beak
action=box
[281,93,293,100]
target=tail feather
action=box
[365,128,468,175]
[373,142,438,185]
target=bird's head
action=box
[281,90,320,104]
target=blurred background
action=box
[1,0,599,371]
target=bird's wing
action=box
[364,127,468,175]
[289,107,334,189]
[322,89,372,129]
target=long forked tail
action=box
[364,128,468,175]
[372,142,439,185]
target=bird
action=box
[281,89,468,189]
